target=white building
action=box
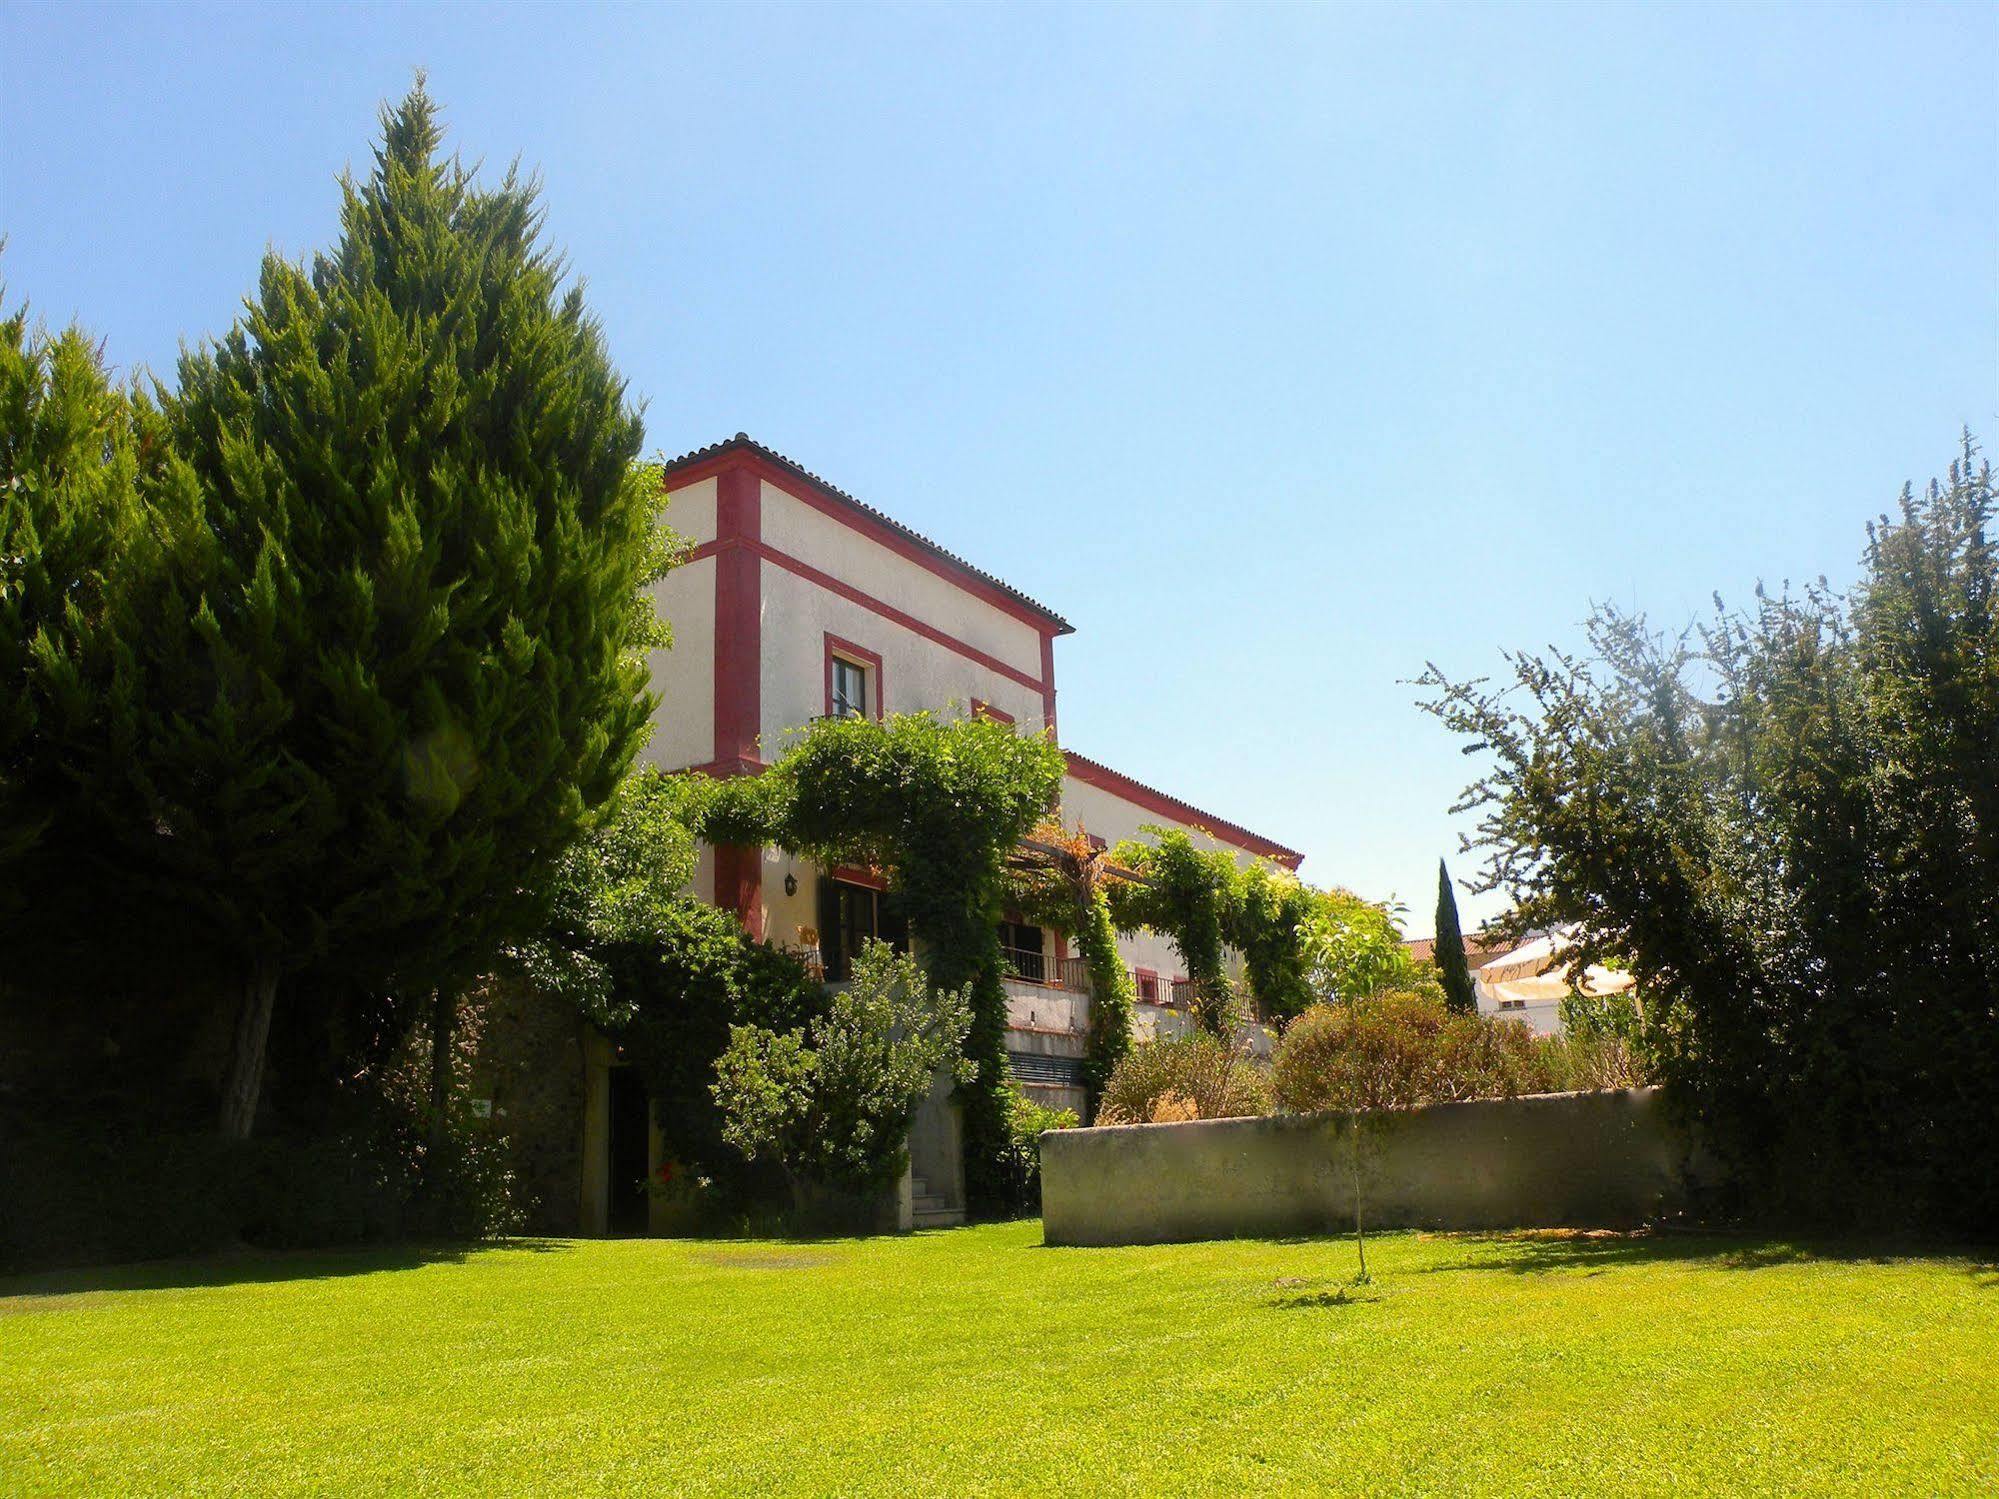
[593,434,1303,1225]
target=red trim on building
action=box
[823,634,887,720]
[686,531,1046,695]
[712,469,762,768]
[1064,750,1305,870]
[832,864,889,892]
[1040,632,1058,741]
[1134,967,1161,1005]
[664,440,1073,636]
[763,544,1044,694]
[714,844,765,941]
[970,698,1014,725]
[711,469,764,936]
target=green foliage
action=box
[1105,830,1415,1027]
[1433,861,1477,1015]
[1106,829,1240,1030]
[1004,818,1135,1108]
[0,301,142,945]
[0,997,523,1272]
[508,769,701,1023]
[712,941,971,1215]
[1095,1032,1272,1124]
[64,84,666,1137]
[607,902,826,1204]
[1076,885,1136,1101]
[692,711,1065,1214]
[1417,436,1998,1232]
[1000,1090,1078,1208]
[1300,887,1421,1003]
[1229,863,1322,1024]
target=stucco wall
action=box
[1041,1088,1687,1246]
[757,561,1044,753]
[1058,770,1269,992]
[759,481,1045,684]
[639,554,716,773]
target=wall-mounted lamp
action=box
[783,873,798,897]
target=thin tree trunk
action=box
[429,988,453,1157]
[1350,1112,1369,1283]
[219,956,280,1140]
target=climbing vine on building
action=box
[1008,818,1136,1107]
[691,711,1066,1214]
[1105,829,1242,1031]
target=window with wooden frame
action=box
[823,634,884,721]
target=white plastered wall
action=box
[1059,771,1281,990]
[756,483,1047,752]
[637,477,719,774]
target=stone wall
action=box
[469,979,587,1235]
[1041,1087,1688,1247]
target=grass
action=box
[4,1224,1995,1496]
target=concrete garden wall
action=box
[1041,1087,1688,1246]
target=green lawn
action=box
[4,1224,1994,1496]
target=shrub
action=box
[998,1089,1079,1209]
[600,899,827,1207]
[1095,1033,1271,1125]
[712,941,970,1221]
[1272,990,1643,1116]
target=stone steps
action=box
[910,1174,963,1228]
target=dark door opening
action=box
[607,1066,651,1235]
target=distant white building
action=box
[1472,928,1636,1037]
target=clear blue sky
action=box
[5,2,1995,934]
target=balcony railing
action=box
[999,946,1090,991]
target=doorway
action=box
[607,1066,652,1235]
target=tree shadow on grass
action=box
[1265,1274,1381,1311]
[1407,1228,1994,1281]
[0,1236,575,1304]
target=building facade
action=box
[581,434,1302,1229]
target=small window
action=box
[1135,970,1161,1004]
[831,656,869,719]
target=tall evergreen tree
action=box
[92,84,661,1137]
[1434,859,1476,1015]
[0,300,141,941]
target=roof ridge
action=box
[660,433,1073,633]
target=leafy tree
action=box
[1433,860,1477,1015]
[1300,887,1420,1003]
[94,84,663,1137]
[507,769,701,1024]
[1419,437,1999,1232]
[497,767,832,1204]
[1228,863,1322,1024]
[711,940,971,1214]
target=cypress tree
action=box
[1434,858,1477,1015]
[0,302,141,944]
[98,84,659,1137]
